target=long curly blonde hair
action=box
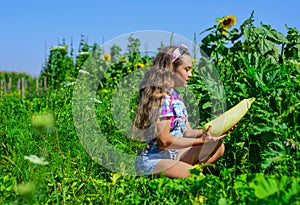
[134,45,191,139]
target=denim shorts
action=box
[135,146,179,176]
[135,118,187,176]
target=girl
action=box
[134,45,231,178]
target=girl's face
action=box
[174,55,193,87]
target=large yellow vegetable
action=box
[203,97,255,136]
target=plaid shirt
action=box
[160,88,188,130]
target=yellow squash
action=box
[203,97,255,136]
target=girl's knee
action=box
[218,143,225,157]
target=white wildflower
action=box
[24,155,49,165]
[91,97,102,104]
[50,46,67,51]
[78,70,90,75]
[63,82,76,87]
[78,51,90,56]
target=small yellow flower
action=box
[136,63,145,68]
[121,59,129,63]
[102,53,111,61]
[218,15,237,35]
[110,173,121,185]
[193,164,202,169]
[195,195,206,203]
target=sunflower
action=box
[120,59,129,63]
[217,15,237,34]
[102,53,111,61]
[135,63,145,69]
[195,195,206,203]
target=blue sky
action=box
[1,0,299,77]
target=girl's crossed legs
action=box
[152,141,225,178]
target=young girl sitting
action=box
[134,45,233,178]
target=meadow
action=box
[1,14,299,204]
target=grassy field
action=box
[1,14,299,204]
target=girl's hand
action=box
[229,124,237,132]
[203,124,237,143]
[202,125,227,143]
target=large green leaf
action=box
[268,29,289,44]
[259,38,275,55]
[249,174,279,199]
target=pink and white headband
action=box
[171,44,188,62]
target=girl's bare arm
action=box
[156,118,225,150]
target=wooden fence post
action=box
[8,78,12,93]
[22,78,25,99]
[36,79,39,95]
[3,79,6,95]
[0,77,49,98]
[17,79,20,93]
[44,76,47,92]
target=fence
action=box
[0,77,47,99]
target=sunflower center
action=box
[223,18,232,26]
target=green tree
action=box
[40,39,74,89]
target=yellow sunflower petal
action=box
[218,15,237,29]
[102,53,111,61]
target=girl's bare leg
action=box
[151,142,225,178]
[177,142,225,165]
[204,143,225,164]
[152,159,194,178]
